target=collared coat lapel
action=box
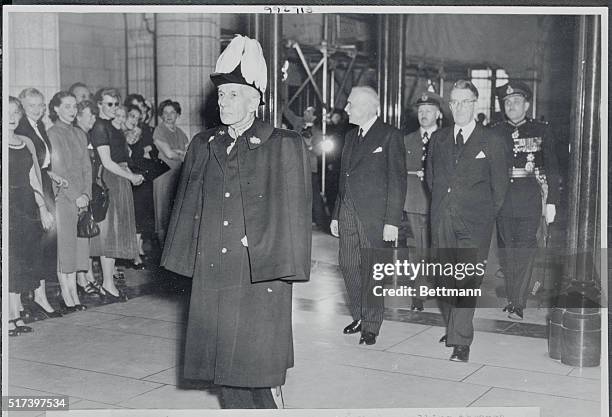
[455,125,484,172]
[350,118,385,168]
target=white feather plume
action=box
[214,35,267,94]
[241,37,267,94]
[215,35,246,74]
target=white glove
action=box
[383,224,398,242]
[330,220,339,237]
[545,204,556,224]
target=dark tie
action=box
[454,129,464,163]
[456,129,464,147]
[421,132,429,163]
[357,128,364,143]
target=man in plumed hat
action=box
[492,80,560,320]
[161,35,312,409]
[400,92,442,311]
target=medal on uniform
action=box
[525,152,535,172]
[512,129,519,139]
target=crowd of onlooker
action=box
[8,83,188,336]
[7,80,354,337]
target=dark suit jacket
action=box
[403,129,431,214]
[426,124,509,249]
[161,119,312,283]
[332,118,406,245]
[15,117,52,170]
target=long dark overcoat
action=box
[161,119,312,387]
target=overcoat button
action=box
[447,187,451,193]
[224,192,230,198]
[223,220,229,226]
[221,248,227,254]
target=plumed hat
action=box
[210,35,267,105]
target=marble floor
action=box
[6,231,605,416]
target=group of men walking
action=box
[332,79,559,364]
[161,34,559,408]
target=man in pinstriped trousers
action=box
[330,86,406,346]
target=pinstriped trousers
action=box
[338,197,384,335]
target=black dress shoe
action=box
[74,304,87,311]
[450,345,470,362]
[343,320,361,334]
[439,334,447,343]
[502,303,513,313]
[411,299,424,311]
[359,331,377,345]
[508,306,523,320]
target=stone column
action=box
[8,12,60,107]
[126,13,155,101]
[155,13,220,139]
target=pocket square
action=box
[475,151,486,159]
[373,147,383,153]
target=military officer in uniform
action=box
[493,80,560,320]
[401,92,442,311]
[161,35,312,409]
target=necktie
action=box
[357,128,364,143]
[421,131,429,164]
[454,129,464,163]
[456,129,464,147]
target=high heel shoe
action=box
[77,281,102,297]
[100,286,128,303]
[58,300,77,314]
[10,319,33,333]
[30,302,63,319]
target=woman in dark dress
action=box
[8,96,55,335]
[15,88,62,319]
[73,100,105,295]
[89,88,144,302]
[124,104,157,266]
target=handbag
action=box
[77,206,100,238]
[129,156,170,182]
[91,168,110,222]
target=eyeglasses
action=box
[449,99,477,108]
[103,102,118,108]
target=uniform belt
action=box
[509,167,545,178]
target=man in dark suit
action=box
[330,86,406,346]
[161,35,312,409]
[401,92,442,311]
[426,80,509,362]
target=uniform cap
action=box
[496,80,532,101]
[414,92,442,109]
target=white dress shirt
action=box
[453,119,476,144]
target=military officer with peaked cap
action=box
[401,92,442,311]
[161,35,312,409]
[492,80,560,320]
